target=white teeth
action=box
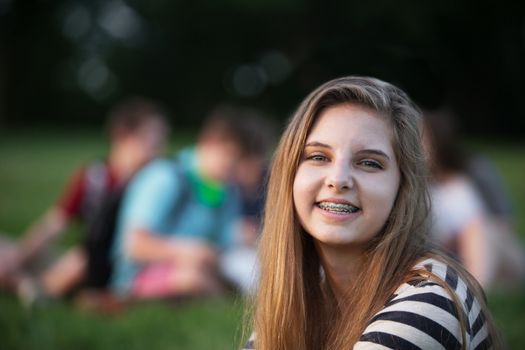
[317,202,359,213]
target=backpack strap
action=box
[169,156,191,223]
[81,160,111,225]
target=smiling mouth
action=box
[316,201,360,214]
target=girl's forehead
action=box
[306,105,393,145]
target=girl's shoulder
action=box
[242,333,255,350]
[355,257,492,349]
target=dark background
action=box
[1,0,524,137]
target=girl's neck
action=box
[316,242,364,301]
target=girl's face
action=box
[293,104,400,252]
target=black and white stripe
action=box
[244,259,492,349]
[355,258,491,349]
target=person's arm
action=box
[458,216,494,289]
[0,207,69,286]
[117,159,217,268]
[7,167,86,275]
[16,207,69,265]
[18,166,88,263]
[452,179,496,289]
[127,228,217,267]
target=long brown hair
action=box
[251,76,500,349]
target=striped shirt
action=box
[244,258,492,350]
[355,258,491,349]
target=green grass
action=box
[0,130,524,349]
[0,294,245,350]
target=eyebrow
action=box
[356,149,391,160]
[304,141,391,160]
[304,141,331,149]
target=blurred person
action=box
[219,109,276,295]
[423,109,525,290]
[111,105,263,299]
[0,97,169,303]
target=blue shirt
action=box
[111,148,241,295]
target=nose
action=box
[325,161,353,191]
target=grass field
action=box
[0,129,524,349]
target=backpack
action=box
[82,161,125,289]
[83,158,189,289]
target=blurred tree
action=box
[1,0,524,137]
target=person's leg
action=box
[0,235,20,290]
[40,246,87,297]
[169,262,222,296]
[219,246,259,295]
[131,261,222,299]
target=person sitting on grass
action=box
[423,109,525,290]
[110,105,263,299]
[0,98,169,304]
[219,110,276,296]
